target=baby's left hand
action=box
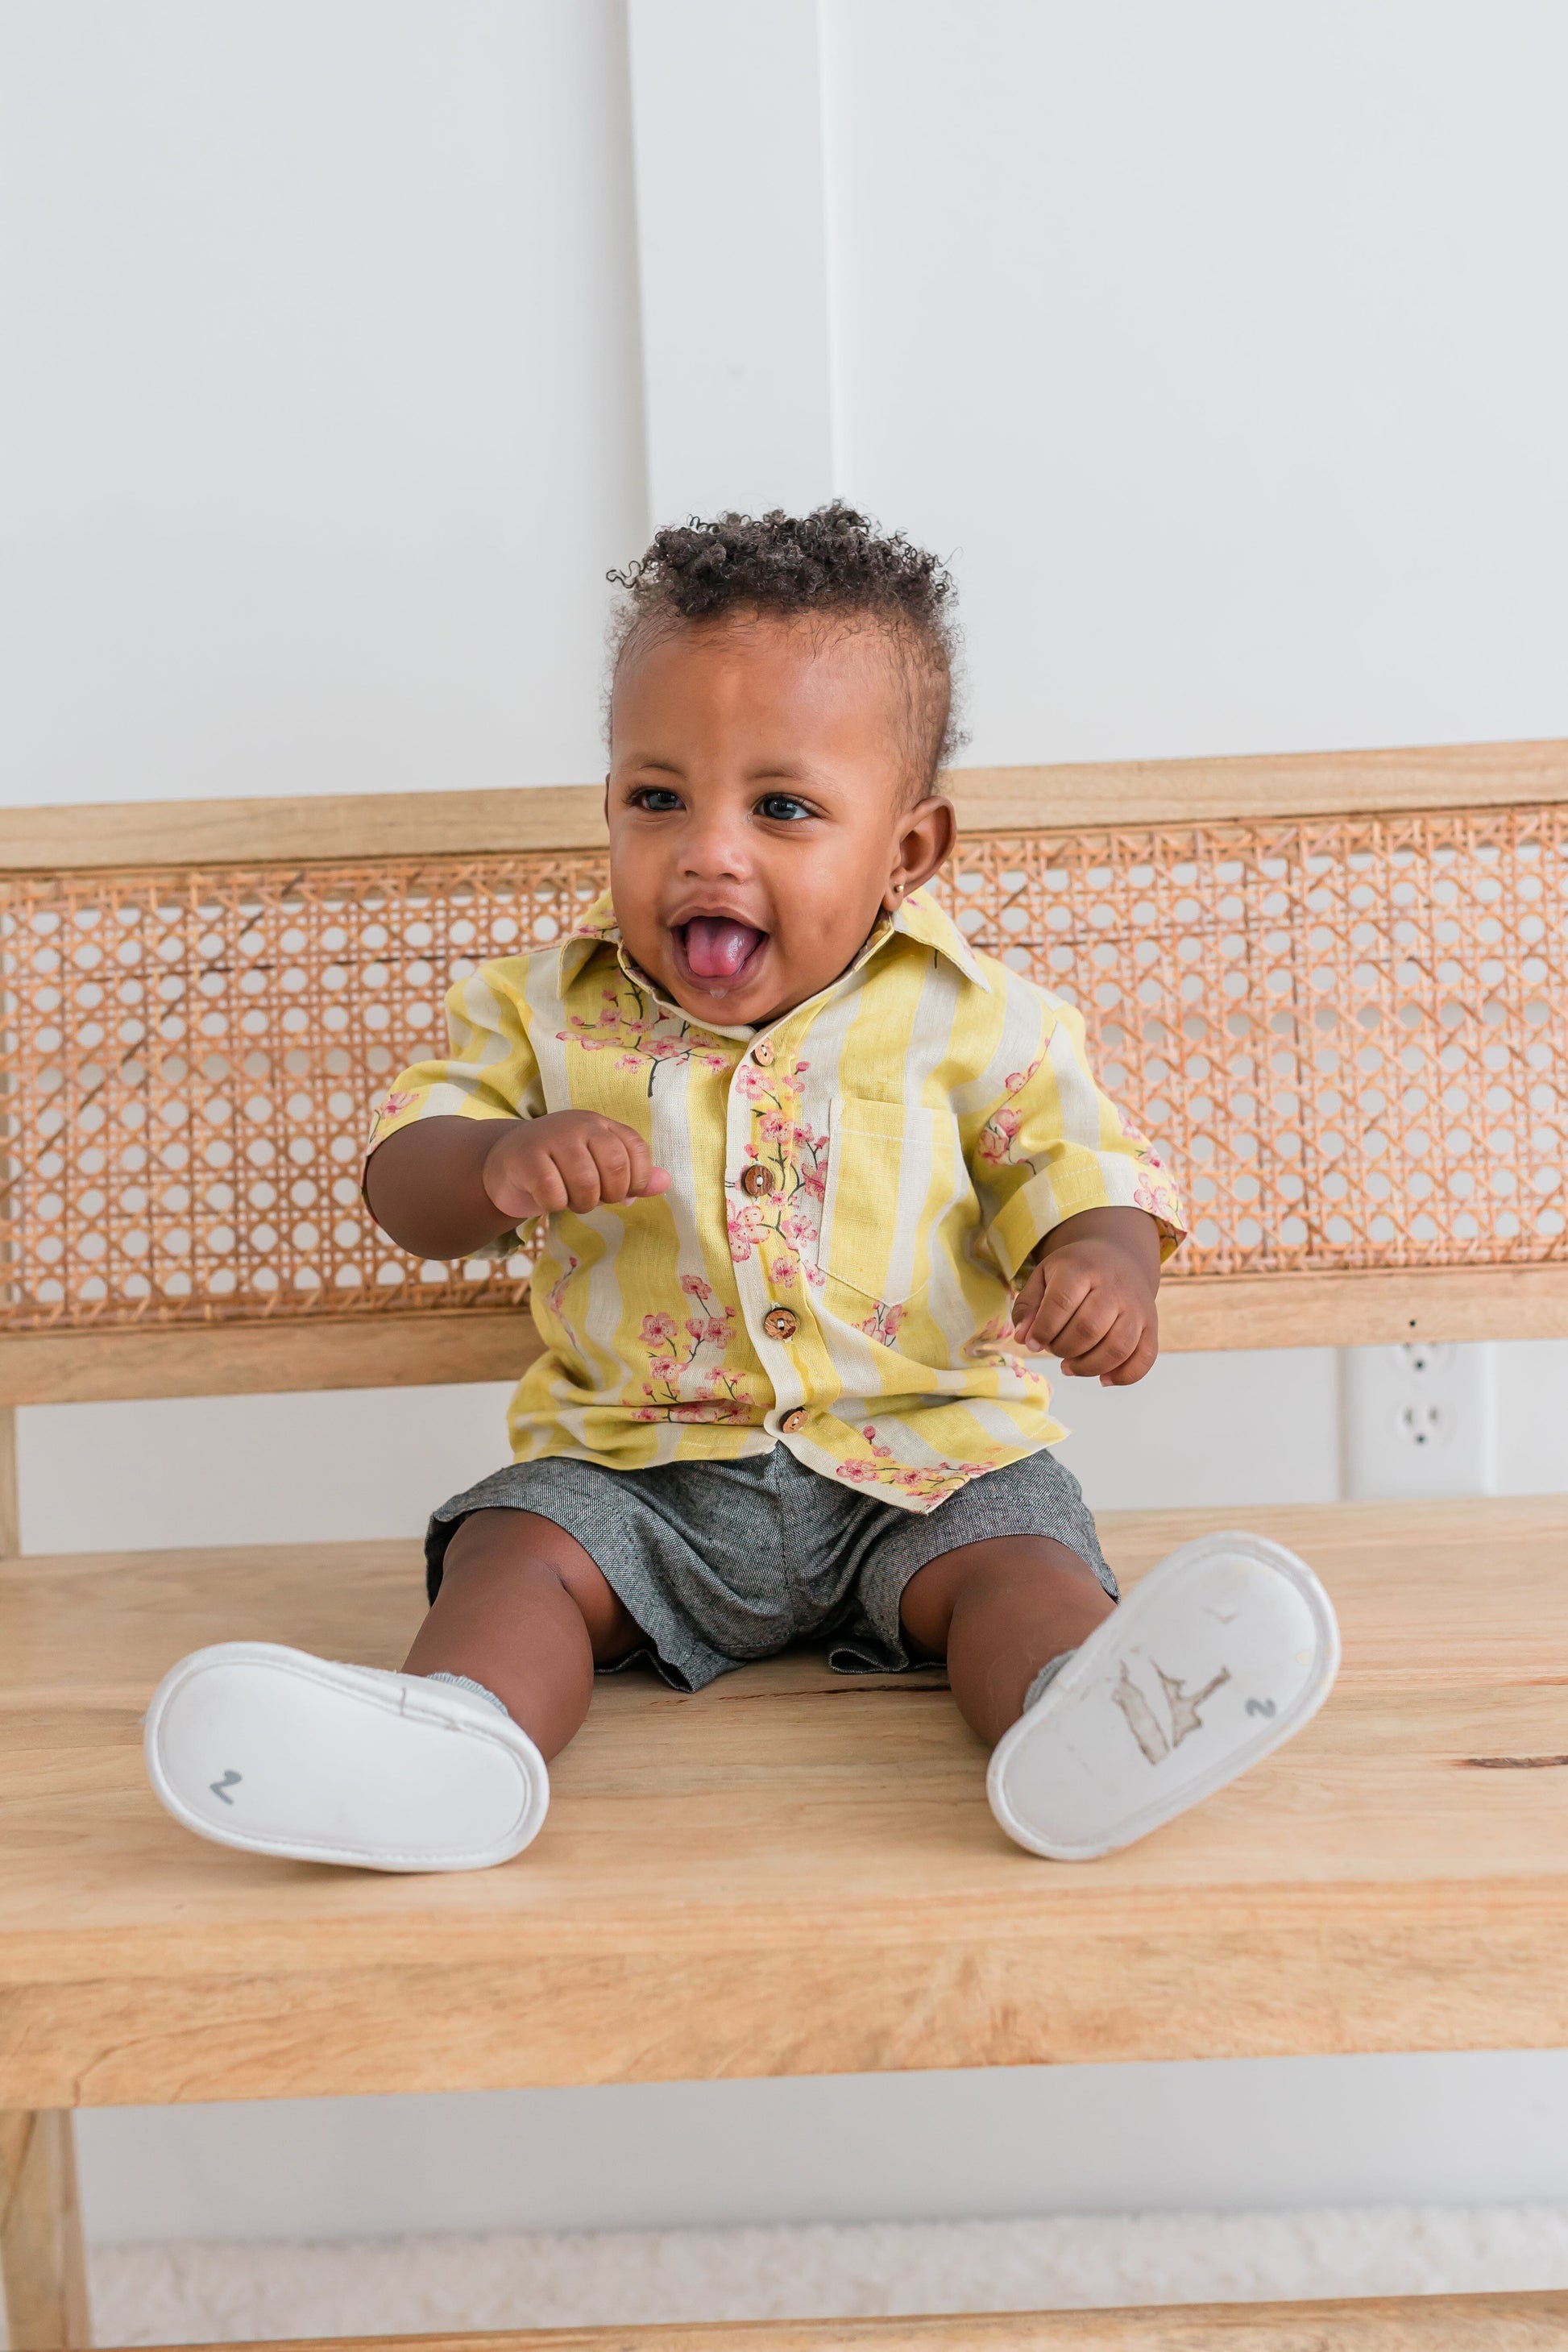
[1010,1213,1160,1386]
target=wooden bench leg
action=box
[0,1404,18,1563]
[0,2111,93,2350]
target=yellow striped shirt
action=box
[367,888,1185,1512]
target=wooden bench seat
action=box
[5,1494,1567,2117]
[10,1494,1568,2350]
[143,2293,1568,2350]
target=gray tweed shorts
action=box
[425,1444,1114,1694]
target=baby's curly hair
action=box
[607,503,965,797]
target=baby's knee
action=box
[439,1508,633,1649]
[922,1533,1101,1600]
[902,1533,1110,1645]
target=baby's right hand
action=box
[483,1111,670,1221]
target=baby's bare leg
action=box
[403,1508,641,1760]
[899,1536,1116,1748]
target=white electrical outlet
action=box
[1341,1342,1497,1500]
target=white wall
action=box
[77,2053,1568,2244]
[825,0,1568,766]
[0,0,645,803]
[4,0,1567,2251]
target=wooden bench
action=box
[104,2296,1568,2350]
[3,742,1566,2350]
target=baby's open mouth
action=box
[676,917,768,984]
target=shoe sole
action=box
[986,1530,1340,1860]
[144,1642,550,1873]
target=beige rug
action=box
[80,2205,1568,2345]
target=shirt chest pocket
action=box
[818,1097,938,1306]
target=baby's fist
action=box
[1010,1234,1159,1387]
[483,1111,670,1221]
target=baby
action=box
[145,506,1338,1872]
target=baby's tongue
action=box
[684,917,763,980]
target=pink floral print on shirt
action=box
[523,1247,585,1356]
[558,986,732,1095]
[976,1061,1042,1165]
[544,1251,579,1319]
[361,1088,425,1180]
[372,1088,421,1126]
[1131,1147,1183,1231]
[836,1425,994,1504]
[633,1272,748,1423]
[980,1067,1181,1238]
[961,1309,1048,1383]
[726,1056,829,1293]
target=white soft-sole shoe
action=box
[144,1643,550,1873]
[987,1531,1339,1861]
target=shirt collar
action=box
[559,882,989,1006]
[882,886,991,989]
[561,890,622,988]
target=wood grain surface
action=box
[3,1496,1567,2109]
[948,737,1568,831]
[0,1412,18,1559]
[3,739,1564,869]
[1143,1265,1568,1351]
[0,2109,91,2349]
[4,1262,1566,1407]
[0,783,609,871]
[160,2294,1568,2350]
[0,1310,541,1407]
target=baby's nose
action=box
[680,815,752,878]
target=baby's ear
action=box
[894,793,958,895]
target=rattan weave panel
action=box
[2,806,1563,1331]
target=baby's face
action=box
[605,616,952,1029]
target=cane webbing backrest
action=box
[3,780,1562,1340]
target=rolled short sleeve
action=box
[972,997,1187,1283]
[363,960,545,1163]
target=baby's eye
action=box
[756,793,814,823]
[630,786,683,814]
